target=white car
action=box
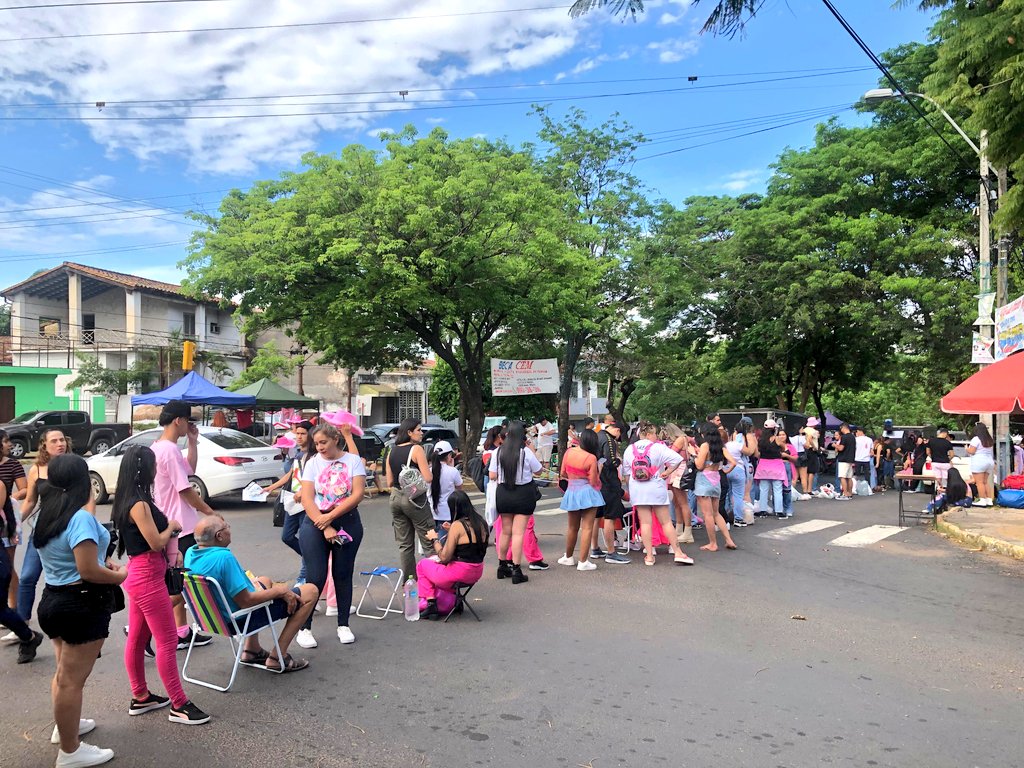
[87,426,283,504]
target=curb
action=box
[935,516,1024,561]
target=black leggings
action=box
[299,511,363,630]
[0,547,32,641]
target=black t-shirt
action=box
[120,500,169,556]
[837,433,857,463]
[927,437,954,463]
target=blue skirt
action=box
[560,479,605,511]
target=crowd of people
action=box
[3,398,1021,768]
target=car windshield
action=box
[11,411,41,423]
[203,430,269,450]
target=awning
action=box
[358,383,398,397]
[940,351,1024,414]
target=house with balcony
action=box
[1,262,247,420]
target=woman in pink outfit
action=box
[418,491,488,619]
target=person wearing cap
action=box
[833,423,856,500]
[154,400,216,650]
[429,440,463,543]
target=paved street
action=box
[3,488,1023,768]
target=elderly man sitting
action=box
[185,515,318,672]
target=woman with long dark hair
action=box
[0,428,27,627]
[726,419,756,526]
[385,418,434,583]
[419,490,489,619]
[112,445,209,726]
[35,454,125,766]
[557,428,605,571]
[429,440,463,542]
[264,420,314,583]
[753,420,787,516]
[491,420,542,584]
[967,422,996,506]
[695,423,738,552]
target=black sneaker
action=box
[177,629,213,650]
[528,560,549,571]
[129,692,170,715]
[124,625,156,658]
[168,700,211,726]
[16,631,43,664]
[590,548,607,558]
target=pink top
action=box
[561,447,600,489]
[152,438,198,536]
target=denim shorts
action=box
[694,470,721,498]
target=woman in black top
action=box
[113,445,209,725]
[384,418,434,583]
[419,491,489,619]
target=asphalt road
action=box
[3,488,1023,768]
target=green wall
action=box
[0,367,71,415]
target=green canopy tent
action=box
[230,378,319,410]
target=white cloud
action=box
[718,169,764,193]
[424,117,446,124]
[555,49,633,80]
[0,1,587,175]
[647,36,700,64]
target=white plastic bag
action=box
[485,480,498,526]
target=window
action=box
[182,312,196,338]
[65,412,87,425]
[40,412,64,426]
[203,430,268,450]
[39,318,61,337]
[398,390,423,421]
[83,314,95,345]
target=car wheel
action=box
[90,438,112,456]
[90,472,109,504]
[189,476,210,505]
[8,439,28,460]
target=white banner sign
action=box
[490,358,560,396]
[972,332,995,364]
[974,292,996,327]
[995,294,1024,360]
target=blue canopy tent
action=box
[131,372,257,407]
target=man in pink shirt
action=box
[154,400,216,649]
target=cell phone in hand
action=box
[169,530,180,537]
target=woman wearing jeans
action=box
[299,422,365,647]
[753,420,787,517]
[112,446,209,726]
[264,421,313,583]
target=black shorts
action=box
[38,584,112,645]
[797,453,808,468]
[805,452,821,475]
[495,482,537,516]
[244,587,301,631]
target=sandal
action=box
[265,653,309,673]
[644,556,656,567]
[240,648,270,668]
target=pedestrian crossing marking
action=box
[828,524,907,548]
[756,519,844,540]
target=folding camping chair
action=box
[355,566,405,620]
[444,582,481,623]
[181,573,286,692]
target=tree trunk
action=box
[556,331,587,467]
[606,377,636,425]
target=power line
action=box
[0,0,232,10]
[0,240,187,263]
[0,188,231,215]
[0,66,873,109]
[0,70,880,121]
[0,4,573,43]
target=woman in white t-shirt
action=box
[429,441,463,540]
[621,421,687,566]
[299,423,365,646]
[490,421,542,584]
[967,422,996,506]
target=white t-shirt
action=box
[534,422,555,448]
[969,436,994,461]
[300,452,365,511]
[791,434,806,454]
[432,463,463,522]
[492,446,542,485]
[621,439,684,507]
[854,435,873,463]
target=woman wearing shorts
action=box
[35,454,126,767]
[967,422,996,506]
[695,423,738,552]
[491,421,542,584]
[557,429,605,571]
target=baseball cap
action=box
[161,400,195,422]
[764,418,778,429]
[433,440,455,455]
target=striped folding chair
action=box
[180,573,286,692]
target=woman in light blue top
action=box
[35,454,126,766]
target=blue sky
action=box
[0,0,938,289]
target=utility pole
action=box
[995,166,1011,481]
[977,132,995,448]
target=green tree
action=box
[0,304,9,336]
[568,0,760,35]
[228,341,296,390]
[185,127,582,458]
[67,353,152,416]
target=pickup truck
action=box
[1,410,132,459]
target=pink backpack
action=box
[631,443,655,482]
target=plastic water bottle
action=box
[404,577,419,621]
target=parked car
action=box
[384,424,459,460]
[87,426,282,504]
[1,410,132,460]
[365,422,400,442]
[355,431,386,464]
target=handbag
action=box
[272,495,286,528]
[81,581,125,614]
[398,450,429,501]
[165,566,187,596]
[680,460,697,491]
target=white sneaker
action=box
[556,555,576,566]
[51,719,96,744]
[324,606,339,617]
[1,630,19,644]
[337,626,356,644]
[55,741,113,767]
[576,560,597,571]
[350,605,356,615]
[674,553,695,565]
[295,629,317,649]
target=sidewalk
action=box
[937,505,1024,561]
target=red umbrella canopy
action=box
[940,351,1024,414]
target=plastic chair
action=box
[355,566,404,620]
[444,582,481,622]
[180,573,285,692]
